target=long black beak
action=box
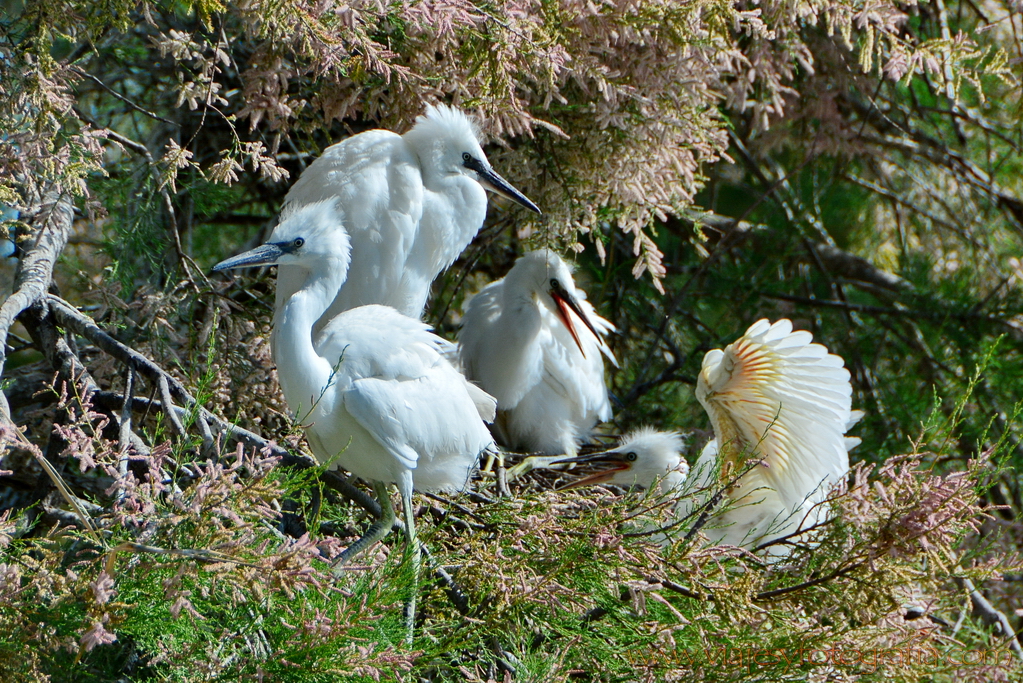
[553,449,633,490]
[549,279,602,356]
[467,158,541,214]
[213,243,285,271]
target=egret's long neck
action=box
[273,260,347,417]
[497,284,544,362]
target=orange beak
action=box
[553,450,633,490]
[549,280,601,358]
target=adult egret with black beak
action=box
[213,200,497,640]
[281,104,540,324]
[558,319,859,554]
[458,249,616,474]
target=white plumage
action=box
[458,249,616,457]
[278,104,539,326]
[559,319,859,552]
[214,200,497,637]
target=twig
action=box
[959,578,1023,661]
[158,374,187,438]
[70,66,179,126]
[754,562,865,601]
[44,294,381,515]
[118,367,135,456]
[759,292,1023,341]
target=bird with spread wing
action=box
[557,319,860,553]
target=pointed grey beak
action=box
[553,448,628,468]
[213,243,284,272]
[465,157,541,214]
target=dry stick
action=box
[759,292,1023,342]
[6,304,103,540]
[849,98,1023,227]
[959,578,1023,662]
[118,367,135,455]
[157,374,187,438]
[44,294,381,516]
[70,66,179,126]
[0,194,74,409]
[116,367,135,503]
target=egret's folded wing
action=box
[458,282,544,409]
[465,381,498,423]
[540,319,613,423]
[697,319,854,511]
[344,371,494,489]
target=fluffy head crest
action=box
[407,104,482,146]
[505,249,575,292]
[271,200,352,267]
[616,427,688,490]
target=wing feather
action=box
[696,319,854,511]
[344,370,494,493]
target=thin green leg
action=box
[334,480,394,572]
[480,449,502,474]
[505,454,572,481]
[400,488,421,645]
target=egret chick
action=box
[458,249,616,475]
[214,200,496,640]
[280,104,540,324]
[559,319,858,553]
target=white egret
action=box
[213,200,497,639]
[279,104,540,325]
[559,319,859,553]
[458,249,616,471]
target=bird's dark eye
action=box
[626,452,638,462]
[293,238,305,248]
[550,278,560,289]
[462,152,473,163]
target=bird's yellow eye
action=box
[626,452,638,462]
[293,238,304,248]
[462,152,472,163]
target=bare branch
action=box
[0,194,74,381]
[959,578,1023,661]
[760,292,1023,341]
[43,294,382,515]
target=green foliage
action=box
[2,0,1023,680]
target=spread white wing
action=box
[696,319,853,513]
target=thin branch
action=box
[70,66,180,126]
[754,562,866,601]
[44,294,381,515]
[760,292,1023,341]
[959,578,1023,661]
[158,374,187,438]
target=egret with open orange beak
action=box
[459,249,617,469]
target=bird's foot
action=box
[332,481,395,576]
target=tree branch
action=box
[44,294,381,515]
[0,194,74,383]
